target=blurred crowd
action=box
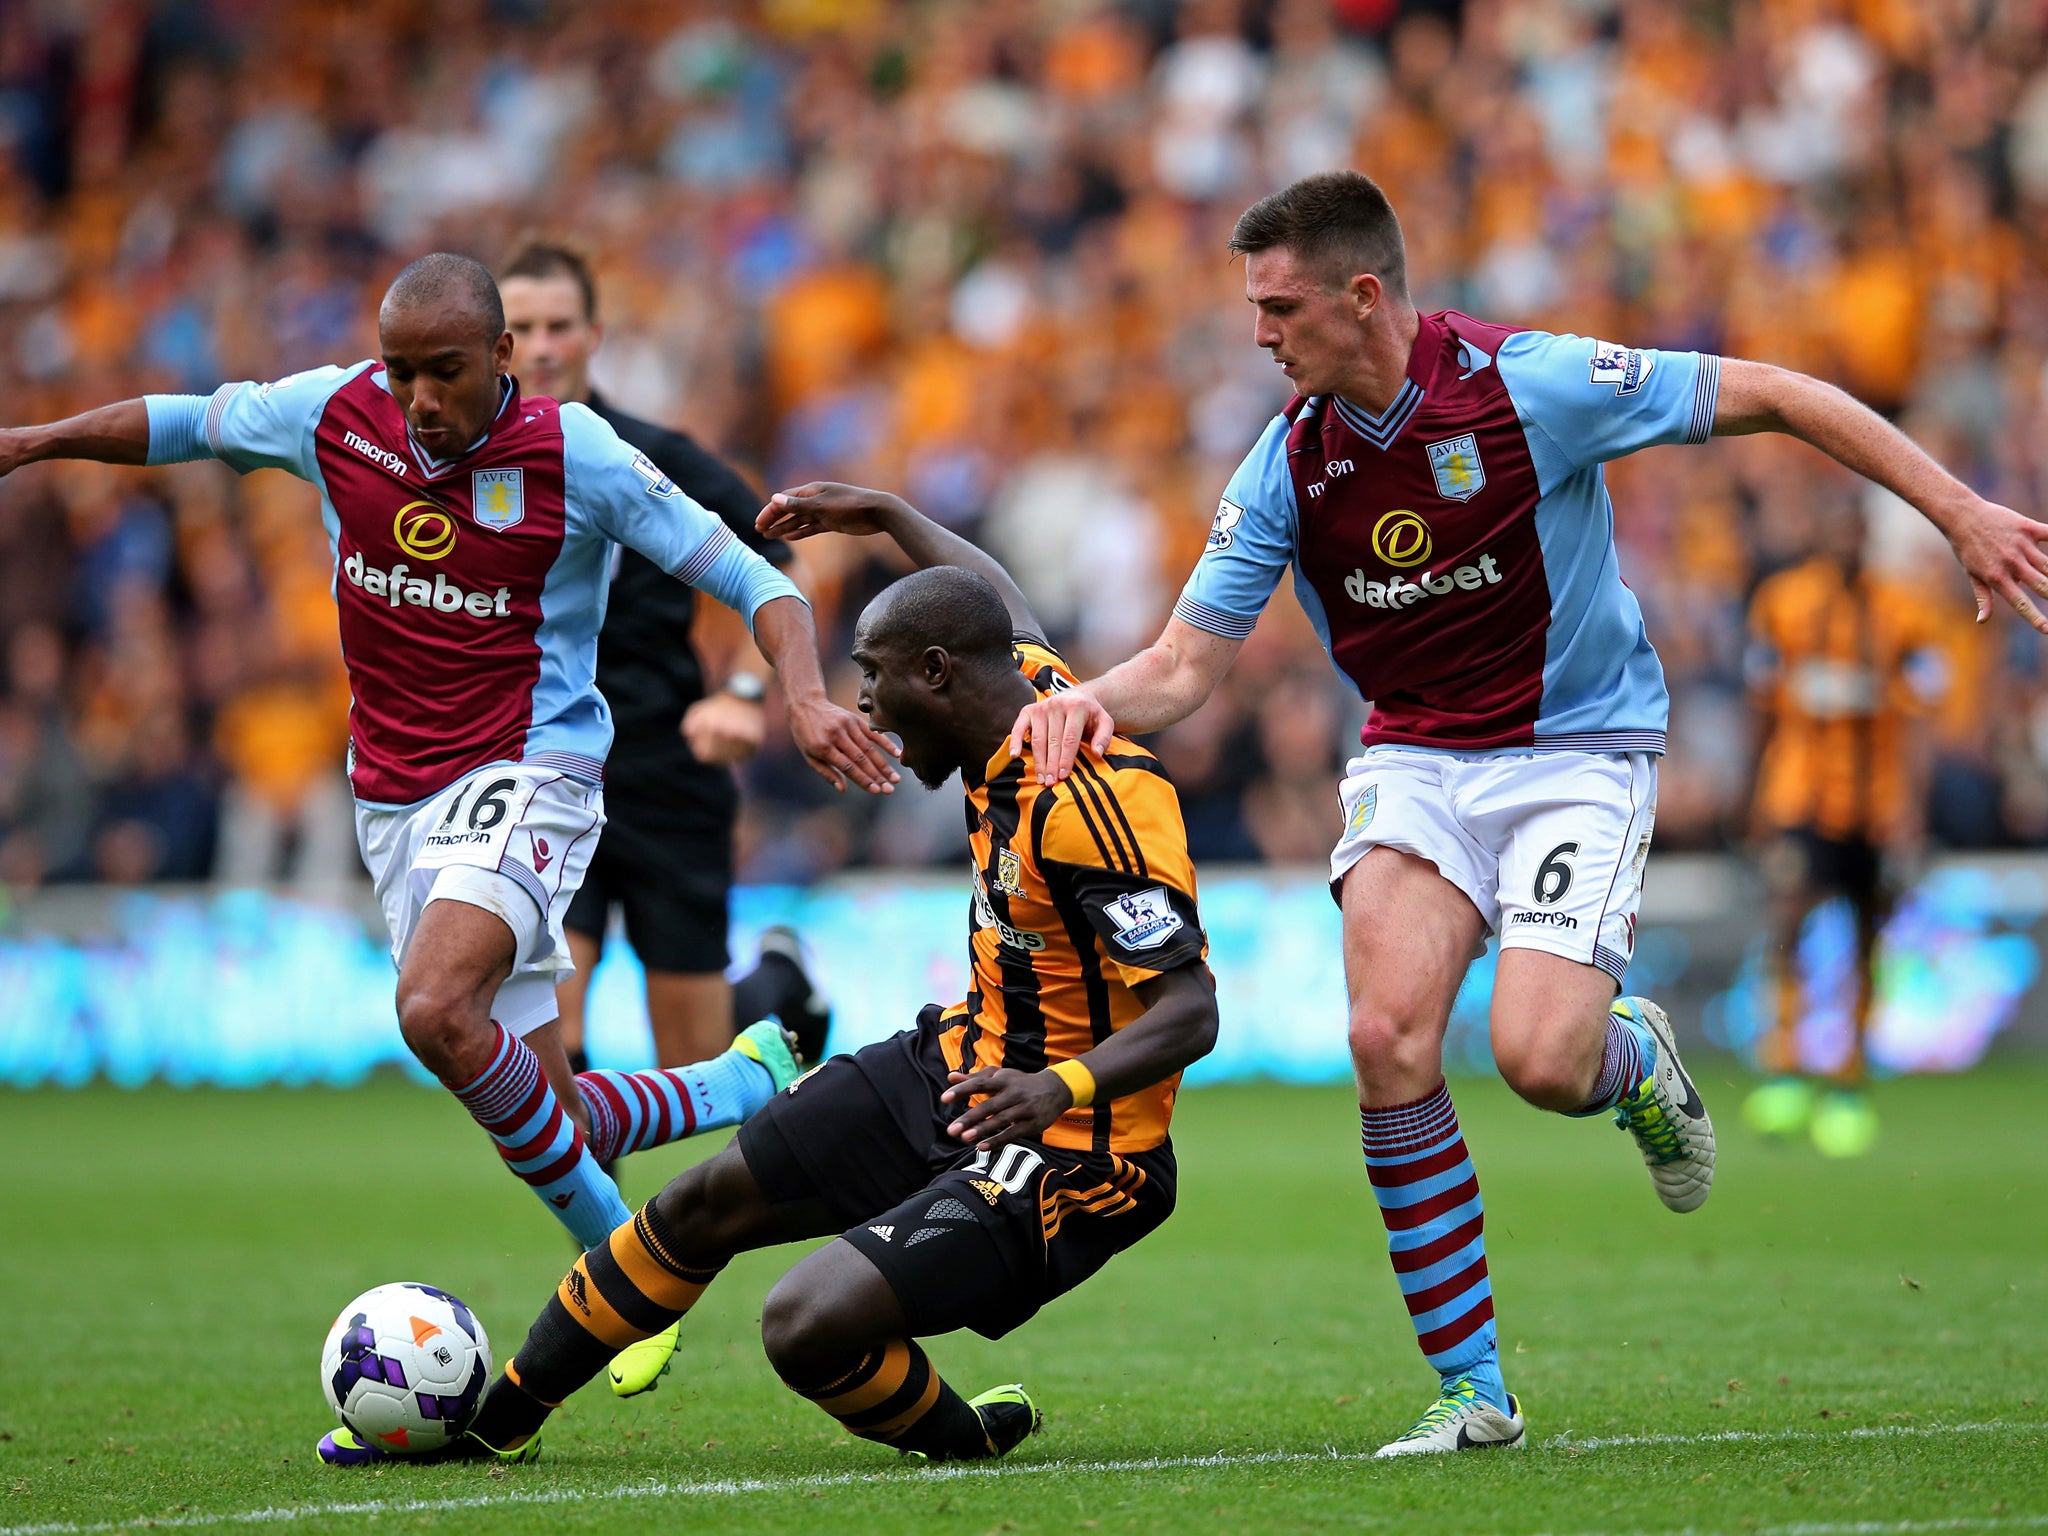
[4,0,2048,889]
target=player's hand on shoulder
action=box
[1008,687,1115,786]
[681,693,766,765]
[1943,492,2048,633]
[785,692,901,795]
[756,482,905,542]
[941,1068,1073,1150]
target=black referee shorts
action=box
[563,813,732,975]
[737,1009,1176,1340]
[1769,827,1887,911]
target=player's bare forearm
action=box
[1714,359,2048,630]
[940,964,1218,1148]
[759,481,1042,635]
[1010,620,1242,784]
[1091,621,1240,733]
[1713,361,1966,520]
[0,399,152,476]
[750,594,901,794]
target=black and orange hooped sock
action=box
[500,1200,726,1409]
[780,1339,992,1459]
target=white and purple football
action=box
[319,1282,493,1455]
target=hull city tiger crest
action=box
[1426,434,1485,502]
[473,468,525,530]
[993,847,1024,896]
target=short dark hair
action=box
[1228,171,1408,297]
[382,252,505,344]
[862,567,1015,673]
[500,238,599,321]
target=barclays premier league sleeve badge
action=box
[1206,497,1245,552]
[472,468,525,531]
[1588,341,1655,396]
[1102,887,1185,951]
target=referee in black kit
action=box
[500,241,829,1077]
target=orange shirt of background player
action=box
[1748,558,1947,844]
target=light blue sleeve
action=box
[1496,331,1721,495]
[560,403,802,629]
[145,364,364,477]
[1170,414,1297,640]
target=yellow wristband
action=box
[1050,1058,1096,1109]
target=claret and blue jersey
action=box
[1175,311,1722,754]
[143,364,799,807]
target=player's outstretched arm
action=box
[750,593,902,795]
[0,400,151,476]
[1006,619,1242,786]
[938,964,1218,1150]
[758,481,1044,636]
[1714,358,2048,631]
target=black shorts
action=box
[737,1008,1176,1340]
[1772,828,1886,910]
[563,813,732,974]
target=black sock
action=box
[567,1046,590,1076]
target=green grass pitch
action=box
[2,1066,2043,1534]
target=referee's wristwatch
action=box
[722,671,767,704]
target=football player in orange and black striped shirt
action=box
[463,483,1218,1467]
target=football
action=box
[319,1283,493,1455]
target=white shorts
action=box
[356,762,606,1037]
[1330,748,1658,983]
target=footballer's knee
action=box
[1347,1003,1440,1098]
[396,979,492,1083]
[761,1276,872,1376]
[762,1241,904,1377]
[1492,1014,1603,1112]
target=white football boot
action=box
[1611,997,1715,1213]
[1375,1379,1526,1457]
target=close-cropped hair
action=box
[1229,171,1409,297]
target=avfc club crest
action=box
[472,468,525,531]
[1426,435,1485,502]
[1347,783,1377,836]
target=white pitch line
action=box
[0,1420,2038,1536]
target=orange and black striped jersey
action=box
[1748,558,1947,842]
[940,636,1209,1155]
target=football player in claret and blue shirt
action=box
[0,253,903,1456]
[1012,170,2048,1456]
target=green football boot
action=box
[608,1321,681,1398]
[1811,1089,1878,1158]
[1743,1076,1816,1139]
[900,1383,1042,1463]
[733,1020,805,1092]
[968,1383,1042,1456]
[461,1426,544,1464]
